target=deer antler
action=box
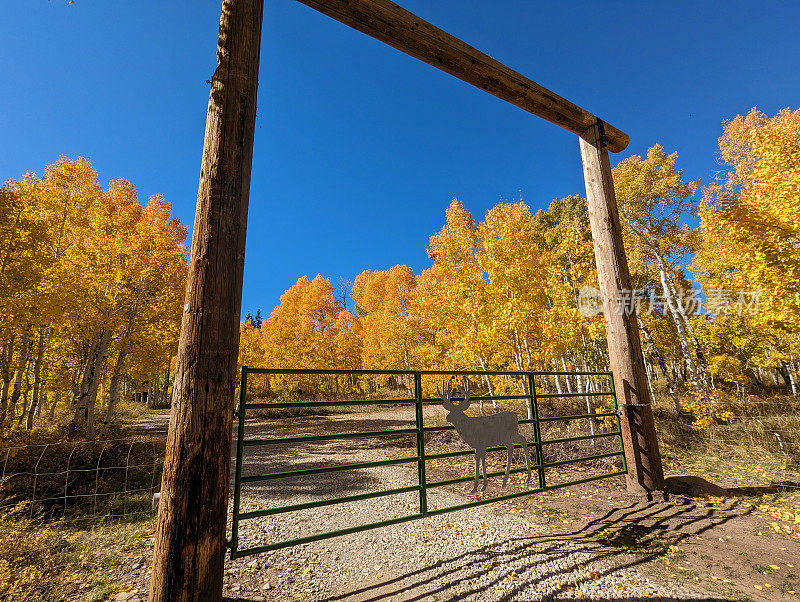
[437,378,454,410]
[460,376,472,411]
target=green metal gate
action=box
[229,368,626,559]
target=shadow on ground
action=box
[223,497,744,601]
[321,498,743,601]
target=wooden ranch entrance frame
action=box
[149,1,665,600]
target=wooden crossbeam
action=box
[295,0,629,152]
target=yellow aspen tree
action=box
[613,145,708,389]
[352,265,418,370]
[693,108,800,394]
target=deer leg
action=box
[471,455,479,494]
[503,444,513,487]
[513,434,531,484]
[480,454,488,492]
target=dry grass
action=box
[0,504,154,601]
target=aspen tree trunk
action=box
[519,372,533,420]
[48,392,59,421]
[39,393,47,421]
[665,271,709,385]
[637,316,680,413]
[149,1,263,600]
[25,328,47,430]
[576,368,597,448]
[672,290,709,385]
[102,351,127,434]
[161,358,171,406]
[478,357,497,411]
[552,359,564,395]
[0,378,9,424]
[644,363,657,410]
[779,361,798,395]
[509,329,533,417]
[146,380,153,408]
[17,385,29,425]
[655,253,703,390]
[655,253,709,387]
[580,124,664,493]
[8,338,31,420]
[73,328,112,437]
[512,359,533,420]
[0,339,14,423]
[561,357,574,393]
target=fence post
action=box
[580,123,664,493]
[30,444,47,518]
[93,442,108,516]
[123,442,134,518]
[231,367,248,558]
[148,0,264,598]
[527,373,546,490]
[414,371,427,516]
[63,445,76,518]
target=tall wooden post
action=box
[149,1,263,600]
[579,123,665,493]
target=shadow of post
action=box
[314,497,745,602]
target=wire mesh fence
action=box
[1,390,796,528]
[685,412,800,492]
[0,438,164,522]
[652,391,800,540]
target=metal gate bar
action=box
[229,368,626,559]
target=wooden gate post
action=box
[149,1,263,600]
[579,123,665,493]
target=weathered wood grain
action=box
[148,0,264,600]
[580,123,664,493]
[295,0,629,152]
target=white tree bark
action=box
[655,253,703,389]
[73,328,113,437]
[25,328,47,430]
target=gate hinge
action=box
[597,118,608,148]
[617,402,651,415]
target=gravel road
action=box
[222,410,711,601]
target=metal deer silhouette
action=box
[437,377,531,493]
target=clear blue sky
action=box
[3,1,799,316]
